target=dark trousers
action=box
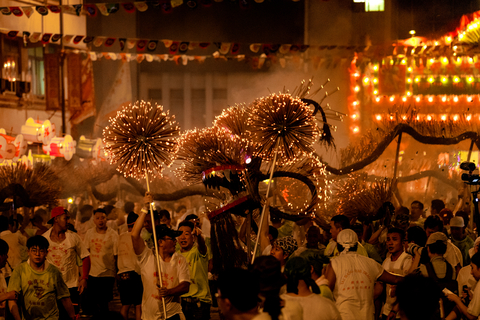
[82,276,115,316]
[58,288,80,320]
[181,298,211,320]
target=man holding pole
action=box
[132,192,190,320]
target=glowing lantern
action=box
[376,115,382,121]
[76,136,104,161]
[42,135,76,161]
[0,133,27,163]
[20,118,56,144]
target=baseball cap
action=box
[337,229,358,248]
[426,232,448,245]
[450,216,465,228]
[155,224,182,239]
[47,207,68,224]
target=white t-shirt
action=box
[381,252,412,317]
[117,231,140,274]
[331,252,385,320]
[106,220,118,233]
[42,228,90,288]
[467,279,480,317]
[457,265,477,299]
[446,240,463,268]
[0,230,26,277]
[84,228,119,277]
[281,293,341,320]
[75,219,95,241]
[137,247,190,320]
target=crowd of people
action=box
[0,194,478,320]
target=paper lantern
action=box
[76,136,104,160]
[0,133,27,162]
[42,135,76,161]
[20,118,56,144]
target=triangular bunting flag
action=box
[48,5,61,13]
[22,7,34,18]
[83,36,95,44]
[147,40,158,52]
[83,4,97,16]
[250,43,261,53]
[0,7,11,15]
[171,0,184,8]
[96,3,109,16]
[119,38,126,51]
[231,43,240,55]
[163,40,173,48]
[136,54,145,63]
[73,4,82,15]
[93,37,106,47]
[134,2,149,12]
[29,32,41,43]
[51,34,62,42]
[63,35,74,44]
[219,43,231,55]
[41,33,52,44]
[22,31,30,46]
[106,3,119,14]
[10,7,23,17]
[145,54,154,62]
[35,6,48,15]
[122,3,136,13]
[127,39,136,49]
[7,31,18,39]
[137,40,147,51]
[104,38,116,47]
[179,42,189,53]
[62,5,77,15]
[73,35,84,44]
[161,0,173,13]
[169,42,179,54]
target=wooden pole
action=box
[252,142,279,263]
[392,132,403,184]
[146,174,167,320]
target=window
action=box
[28,47,45,96]
[366,0,384,11]
[2,38,20,93]
[148,88,162,106]
[191,89,205,129]
[213,88,227,117]
[353,0,384,12]
[170,89,184,127]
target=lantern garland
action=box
[103,100,180,180]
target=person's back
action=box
[281,293,340,320]
[282,257,340,320]
[330,251,384,320]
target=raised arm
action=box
[131,192,151,255]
